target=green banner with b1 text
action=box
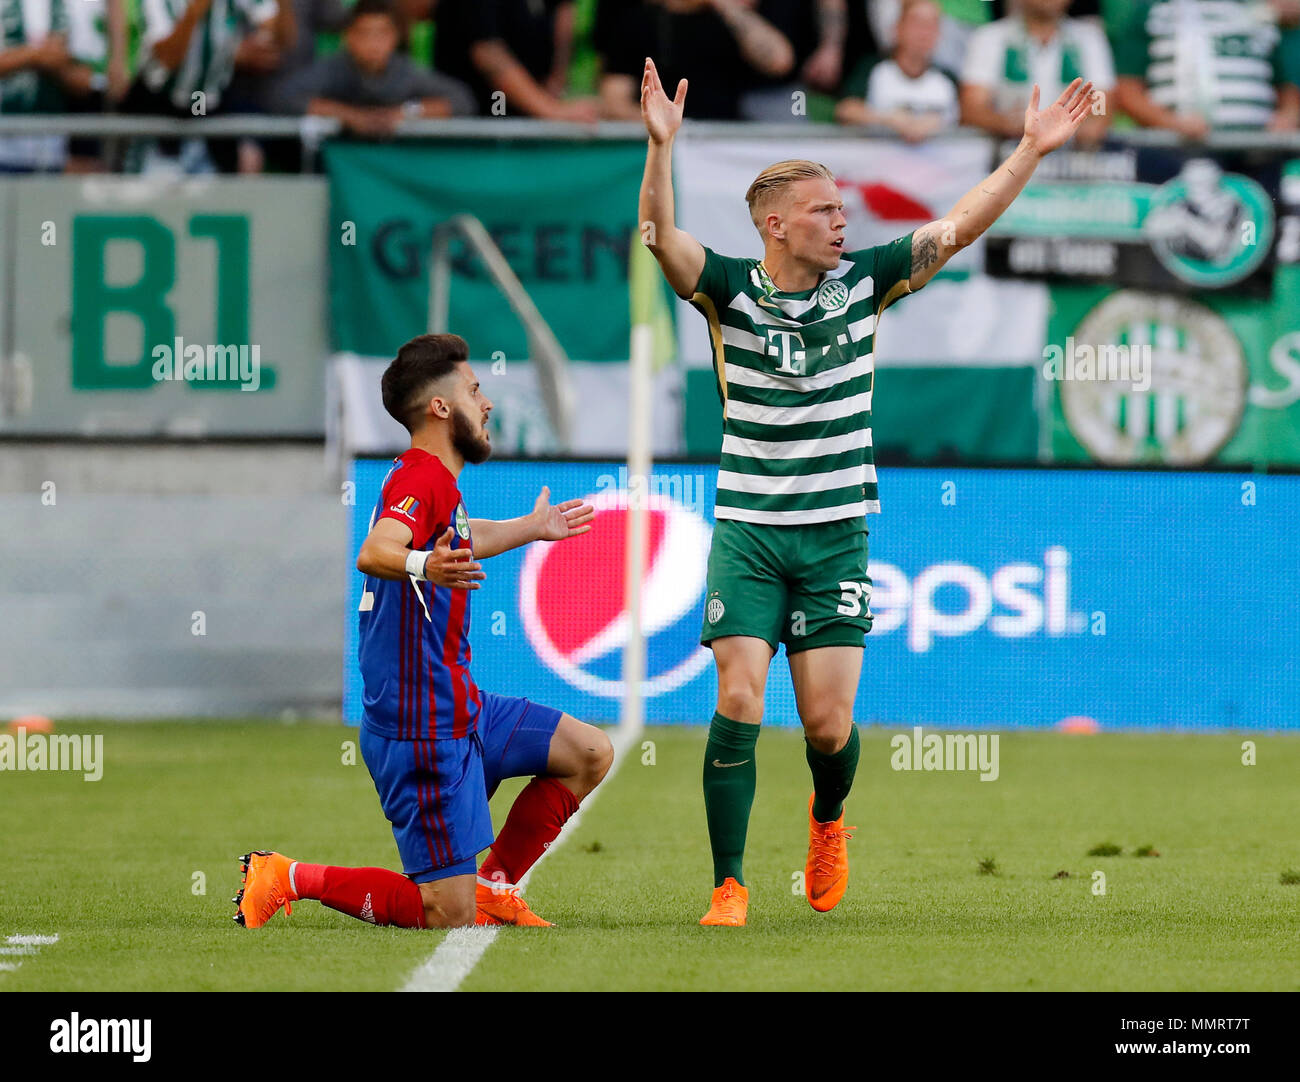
[0,177,329,437]
[324,140,647,362]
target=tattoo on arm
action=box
[911,231,939,275]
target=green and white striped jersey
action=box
[0,0,69,113]
[1112,0,1297,130]
[139,0,275,112]
[961,15,1116,116]
[0,0,69,170]
[67,0,110,71]
[689,235,915,525]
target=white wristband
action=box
[405,549,431,580]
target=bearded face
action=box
[451,401,492,464]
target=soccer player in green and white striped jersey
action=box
[638,55,1095,927]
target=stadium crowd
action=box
[2,0,1299,173]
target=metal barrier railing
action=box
[429,213,575,450]
[4,114,1300,149]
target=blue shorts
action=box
[360,692,564,883]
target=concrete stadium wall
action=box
[0,443,346,719]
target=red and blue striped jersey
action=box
[357,448,482,740]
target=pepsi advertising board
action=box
[345,461,1300,731]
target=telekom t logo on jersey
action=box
[766,329,806,375]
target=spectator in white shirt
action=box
[960,0,1113,146]
[835,0,958,141]
[868,0,985,78]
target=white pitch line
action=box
[403,925,498,993]
[0,963,20,972]
[0,946,37,956]
[401,722,642,993]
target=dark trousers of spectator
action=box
[65,87,109,166]
[222,75,306,174]
[120,79,241,174]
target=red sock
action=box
[290,863,426,928]
[479,777,580,887]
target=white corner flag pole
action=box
[621,323,654,738]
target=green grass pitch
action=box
[3,721,1298,991]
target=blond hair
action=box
[744,159,836,237]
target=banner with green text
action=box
[0,177,329,436]
[324,141,647,362]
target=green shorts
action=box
[700,517,872,654]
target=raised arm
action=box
[638,57,705,299]
[909,79,1094,290]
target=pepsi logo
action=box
[519,490,713,698]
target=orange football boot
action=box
[474,881,553,927]
[233,850,297,928]
[805,795,856,912]
[699,877,749,926]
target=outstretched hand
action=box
[424,527,484,591]
[533,486,595,542]
[1023,78,1096,156]
[642,56,687,144]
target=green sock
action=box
[702,712,760,887]
[807,724,861,823]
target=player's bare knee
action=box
[717,685,764,725]
[801,709,852,754]
[566,725,613,796]
[589,728,614,785]
[555,718,613,796]
[718,695,763,726]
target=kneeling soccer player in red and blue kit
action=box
[235,333,613,930]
